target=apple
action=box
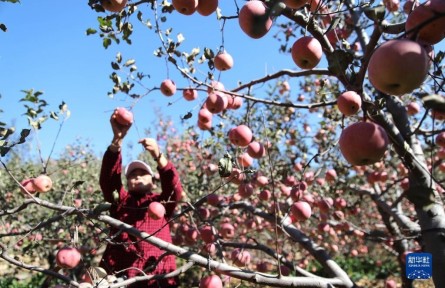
[199,225,216,243]
[337,91,362,116]
[237,152,253,168]
[367,39,429,96]
[384,279,397,288]
[200,275,222,288]
[259,189,272,201]
[405,0,445,45]
[56,246,82,269]
[114,107,133,126]
[325,169,337,182]
[291,36,323,70]
[147,201,166,220]
[214,51,234,71]
[207,80,225,93]
[20,178,36,194]
[284,0,308,9]
[247,141,266,158]
[255,175,269,187]
[205,92,228,114]
[101,0,127,12]
[33,175,53,193]
[229,124,253,147]
[227,95,243,110]
[436,132,445,147]
[183,88,198,101]
[290,201,312,221]
[172,0,198,15]
[383,0,400,12]
[238,182,254,198]
[339,121,389,166]
[198,107,213,123]
[197,0,218,16]
[220,222,235,239]
[160,79,177,96]
[198,119,212,131]
[406,102,420,115]
[231,248,251,267]
[207,194,221,206]
[238,0,273,39]
[228,168,245,185]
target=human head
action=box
[125,160,154,193]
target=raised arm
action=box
[139,138,183,217]
[99,108,132,203]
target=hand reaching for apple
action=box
[139,138,167,168]
[109,108,133,151]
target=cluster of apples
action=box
[196,81,243,131]
[20,174,53,194]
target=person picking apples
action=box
[99,108,183,288]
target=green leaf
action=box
[422,94,445,112]
[218,153,233,177]
[103,38,112,49]
[86,28,97,35]
[0,146,10,157]
[111,62,120,70]
[364,5,386,22]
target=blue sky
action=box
[0,0,294,163]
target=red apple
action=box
[290,201,312,221]
[284,0,308,9]
[148,201,166,220]
[214,51,234,71]
[200,275,222,288]
[205,92,228,114]
[367,39,429,96]
[20,178,37,194]
[198,119,212,131]
[238,182,254,198]
[406,102,420,115]
[247,141,266,158]
[384,279,397,288]
[220,222,235,239]
[405,0,445,45]
[238,0,273,39]
[198,107,213,123]
[172,0,198,15]
[227,95,243,110]
[436,132,445,147]
[291,36,323,70]
[259,189,272,201]
[207,80,225,93]
[56,246,82,269]
[183,88,198,101]
[197,0,218,16]
[339,121,389,166]
[101,0,127,12]
[383,0,400,12]
[199,225,216,243]
[231,248,251,267]
[325,169,337,182]
[114,107,133,126]
[229,124,253,147]
[160,79,177,96]
[33,175,53,193]
[337,91,362,116]
[237,152,253,168]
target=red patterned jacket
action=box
[99,148,183,287]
